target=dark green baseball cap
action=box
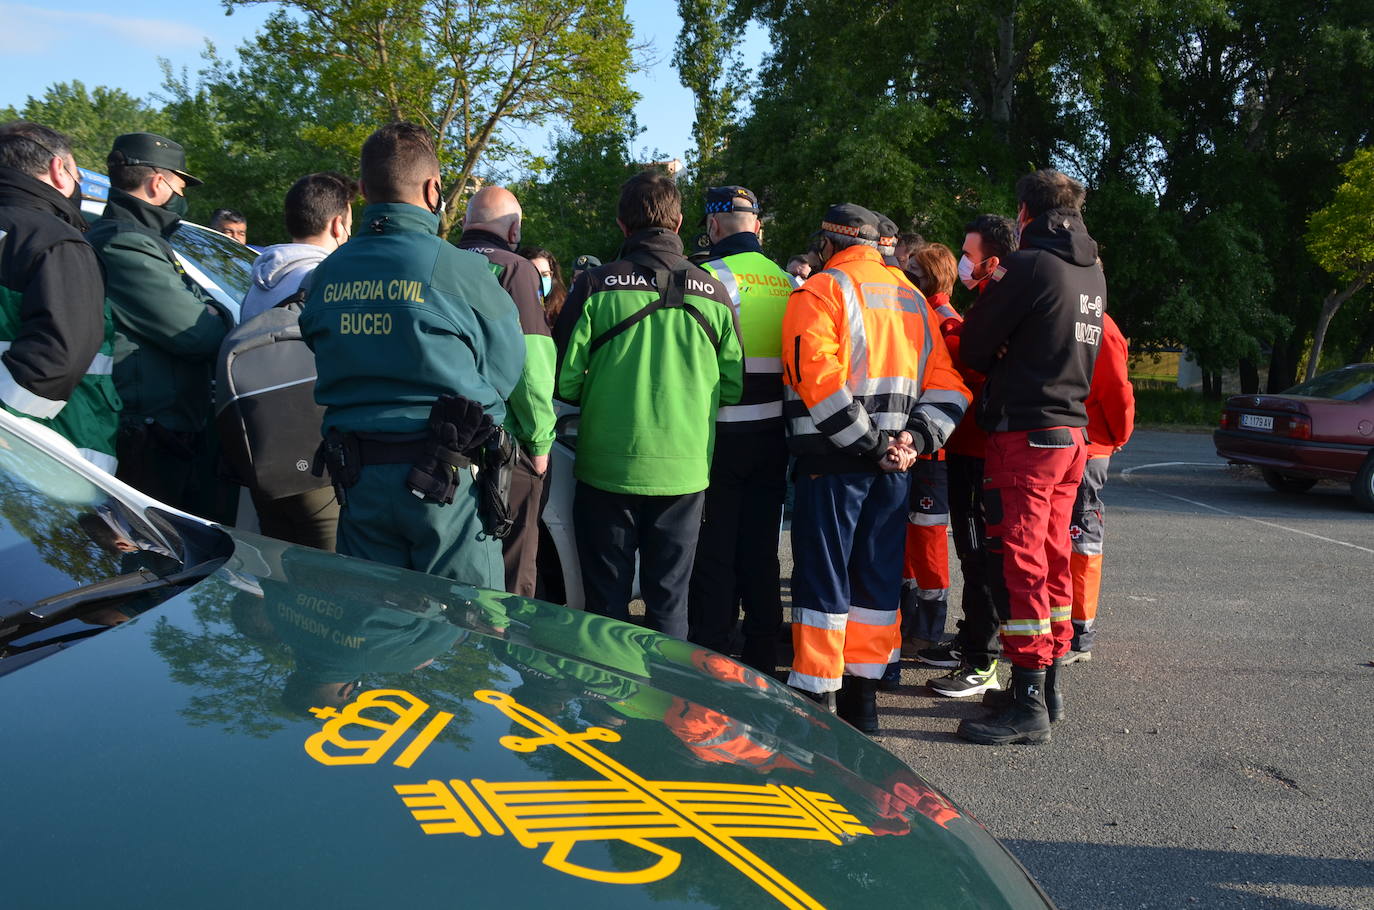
[108,132,203,186]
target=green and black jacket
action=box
[456,229,556,456]
[0,167,120,470]
[553,227,743,496]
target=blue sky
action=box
[0,0,768,167]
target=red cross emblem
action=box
[1069,525,1083,540]
[919,496,934,510]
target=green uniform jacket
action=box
[456,229,556,455]
[300,204,525,434]
[0,167,121,470]
[88,188,232,434]
[553,227,743,496]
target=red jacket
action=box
[936,293,988,459]
[1085,313,1134,457]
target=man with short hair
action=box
[228,171,356,551]
[241,172,354,321]
[300,122,524,585]
[785,255,811,286]
[686,185,793,672]
[555,170,743,639]
[920,214,1020,699]
[0,121,119,470]
[895,231,924,276]
[209,208,248,244]
[956,170,1105,745]
[457,185,556,597]
[783,202,969,733]
[88,132,234,515]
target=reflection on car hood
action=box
[0,528,1053,910]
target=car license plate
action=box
[1240,413,1274,430]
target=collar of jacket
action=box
[617,226,685,269]
[824,243,882,270]
[0,165,86,230]
[102,186,182,238]
[457,227,513,252]
[707,230,763,259]
[1019,207,1098,266]
[358,202,440,236]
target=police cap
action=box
[874,214,900,264]
[572,254,601,272]
[108,132,203,186]
[704,185,760,215]
[819,203,880,247]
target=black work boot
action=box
[958,666,1051,745]
[837,675,880,735]
[796,687,836,713]
[982,658,1065,721]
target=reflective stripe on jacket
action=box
[702,248,790,432]
[781,244,970,472]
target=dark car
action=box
[1214,363,1374,509]
[0,411,1054,909]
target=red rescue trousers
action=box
[902,453,950,642]
[982,428,1087,669]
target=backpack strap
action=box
[587,266,720,358]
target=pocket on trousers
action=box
[1027,428,1075,448]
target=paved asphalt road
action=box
[791,429,1373,909]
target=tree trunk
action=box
[1202,370,1222,399]
[1238,357,1259,394]
[1307,267,1374,380]
[1267,329,1303,392]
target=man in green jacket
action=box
[87,133,233,516]
[554,170,743,639]
[300,122,524,588]
[686,185,793,673]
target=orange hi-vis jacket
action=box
[782,245,970,467]
[1084,313,1134,458]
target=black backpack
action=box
[215,291,328,499]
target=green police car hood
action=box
[0,527,1054,910]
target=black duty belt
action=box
[354,432,434,466]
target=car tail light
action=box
[1219,411,1234,429]
[1279,414,1312,439]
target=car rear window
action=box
[1284,365,1374,402]
[172,223,256,303]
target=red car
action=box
[1215,363,1374,509]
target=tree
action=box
[221,0,641,235]
[0,81,167,171]
[1305,148,1374,379]
[673,0,747,181]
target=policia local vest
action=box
[701,245,791,433]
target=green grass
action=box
[1132,384,1221,429]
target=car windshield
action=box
[0,423,228,671]
[172,223,256,304]
[1283,364,1374,402]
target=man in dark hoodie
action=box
[0,121,119,470]
[955,169,1104,745]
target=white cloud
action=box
[0,3,204,54]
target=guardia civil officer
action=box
[554,170,743,639]
[299,122,524,587]
[457,186,556,597]
[88,133,234,517]
[685,185,793,673]
[0,121,119,470]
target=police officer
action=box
[299,122,524,588]
[457,186,556,597]
[88,132,234,516]
[686,185,793,673]
[0,121,118,471]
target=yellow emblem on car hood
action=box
[305,688,871,910]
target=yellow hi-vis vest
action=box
[702,251,791,431]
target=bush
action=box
[1133,384,1221,428]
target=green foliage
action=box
[0,81,167,172]
[515,124,641,266]
[1307,148,1374,283]
[1132,385,1221,428]
[221,0,641,234]
[674,0,748,179]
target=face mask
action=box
[540,275,552,297]
[428,181,445,217]
[163,191,189,218]
[958,254,981,290]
